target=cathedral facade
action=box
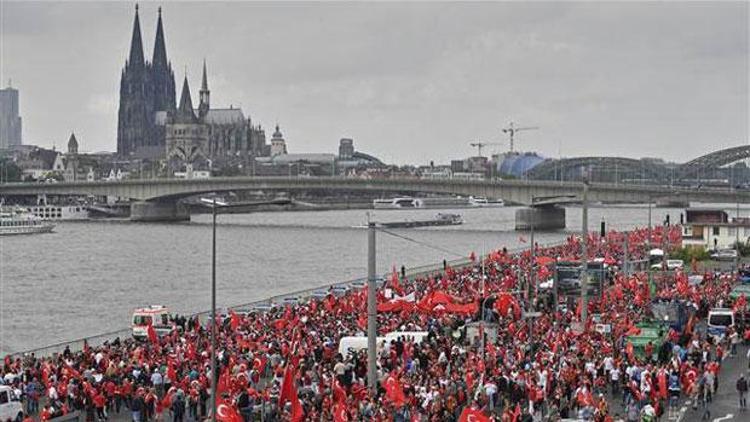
[161,62,268,173]
[117,6,175,158]
[117,6,268,169]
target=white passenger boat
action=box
[24,204,89,221]
[0,209,55,236]
[469,196,504,207]
[373,197,424,209]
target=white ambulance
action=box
[131,305,172,340]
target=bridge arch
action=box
[677,145,750,180]
[526,157,666,182]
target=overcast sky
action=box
[1,1,747,164]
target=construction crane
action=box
[469,141,502,157]
[502,121,539,153]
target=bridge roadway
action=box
[3,177,750,221]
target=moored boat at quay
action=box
[0,208,55,235]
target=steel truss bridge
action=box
[526,145,750,183]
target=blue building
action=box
[496,152,545,177]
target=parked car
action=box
[711,249,738,261]
[650,259,684,271]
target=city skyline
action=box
[0,1,747,164]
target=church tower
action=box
[117,5,175,158]
[198,60,210,118]
[150,7,176,116]
[116,4,149,156]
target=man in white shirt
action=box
[151,369,164,397]
[610,366,621,396]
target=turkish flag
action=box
[216,400,242,422]
[147,322,158,345]
[625,341,634,361]
[459,406,490,422]
[332,402,349,422]
[332,379,347,404]
[278,364,296,408]
[289,393,304,422]
[252,356,267,373]
[229,310,240,331]
[382,374,406,406]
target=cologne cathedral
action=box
[117,5,267,169]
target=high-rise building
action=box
[0,82,22,148]
[117,5,175,158]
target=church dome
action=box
[272,124,283,139]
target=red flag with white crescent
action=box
[382,373,406,406]
[216,400,242,422]
[229,310,240,331]
[459,406,491,422]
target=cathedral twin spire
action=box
[127,4,144,68]
[152,7,168,70]
[118,4,176,156]
[127,5,168,70]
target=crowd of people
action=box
[2,225,748,422]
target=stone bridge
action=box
[2,177,748,223]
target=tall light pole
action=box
[367,220,378,394]
[580,180,589,328]
[623,231,629,277]
[736,196,740,272]
[210,198,217,422]
[529,199,536,311]
[647,198,652,250]
[199,197,293,422]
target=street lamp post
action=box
[211,198,217,422]
[480,295,494,362]
[736,197,740,272]
[530,210,535,311]
[200,197,292,422]
[647,198,652,250]
[367,221,378,394]
[581,180,589,328]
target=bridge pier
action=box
[515,206,566,231]
[130,201,189,222]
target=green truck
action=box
[626,322,668,360]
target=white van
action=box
[337,336,385,356]
[0,385,23,422]
[707,308,735,340]
[132,305,172,340]
[338,332,428,356]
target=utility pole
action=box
[647,198,652,250]
[210,198,217,422]
[530,208,536,311]
[623,231,629,277]
[580,180,589,328]
[367,221,378,394]
[736,197,741,272]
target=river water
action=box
[0,204,689,354]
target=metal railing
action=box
[5,240,564,359]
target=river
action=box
[0,204,687,354]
